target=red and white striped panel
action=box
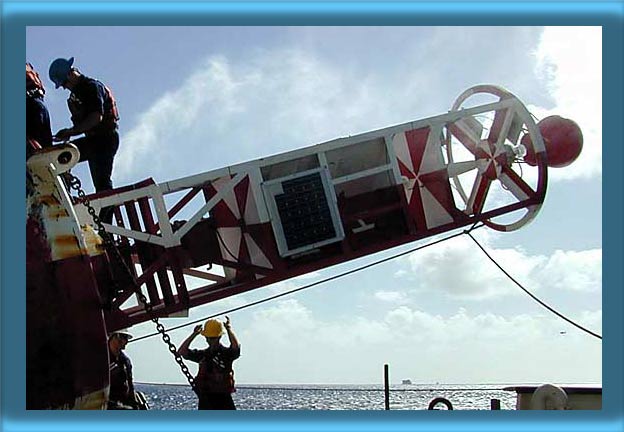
[206,175,274,278]
[393,127,457,231]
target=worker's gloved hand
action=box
[53,128,74,142]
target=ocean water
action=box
[135,383,518,410]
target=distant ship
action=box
[401,379,412,385]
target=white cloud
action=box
[393,269,408,278]
[374,291,410,304]
[129,298,601,385]
[261,279,305,297]
[401,234,543,300]
[113,27,601,386]
[221,299,602,384]
[398,233,601,300]
[117,56,244,179]
[117,26,600,192]
[117,49,386,184]
[530,26,602,181]
[540,249,602,292]
[448,26,601,221]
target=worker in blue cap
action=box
[49,57,120,223]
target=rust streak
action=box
[54,235,81,248]
[39,195,59,206]
[48,209,70,219]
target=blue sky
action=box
[27,26,602,386]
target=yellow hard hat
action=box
[200,319,224,338]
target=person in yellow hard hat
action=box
[179,316,240,410]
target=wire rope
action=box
[466,232,602,340]
[130,224,481,343]
[131,223,601,343]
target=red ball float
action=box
[522,115,583,168]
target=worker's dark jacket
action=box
[184,345,241,394]
[26,91,52,157]
[109,350,136,408]
[68,75,119,136]
[67,75,120,203]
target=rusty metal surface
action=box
[26,147,110,410]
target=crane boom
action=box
[71,85,558,330]
[33,85,583,331]
[25,84,583,409]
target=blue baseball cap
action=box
[49,57,74,89]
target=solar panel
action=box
[274,172,337,250]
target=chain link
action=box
[65,172,197,392]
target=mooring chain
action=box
[65,172,197,392]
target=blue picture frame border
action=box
[2,2,621,432]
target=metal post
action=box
[384,364,390,410]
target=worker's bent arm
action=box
[225,324,239,350]
[72,111,103,135]
[178,325,201,358]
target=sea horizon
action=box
[134,382,601,410]
[136,381,602,387]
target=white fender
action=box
[530,384,568,410]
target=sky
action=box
[26,26,602,386]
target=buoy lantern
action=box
[522,115,583,168]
